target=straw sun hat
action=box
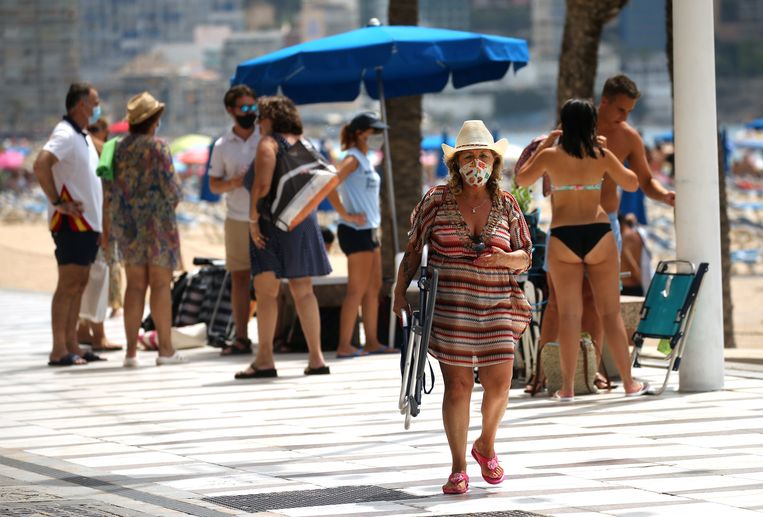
[126,91,165,125]
[442,120,509,161]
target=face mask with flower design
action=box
[459,158,491,187]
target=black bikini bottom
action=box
[550,223,612,260]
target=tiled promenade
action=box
[1,288,762,516]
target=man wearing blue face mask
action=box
[34,83,105,367]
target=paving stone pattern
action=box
[1,289,763,516]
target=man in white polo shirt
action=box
[209,84,259,355]
[34,83,105,366]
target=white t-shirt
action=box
[43,118,102,232]
[209,126,259,221]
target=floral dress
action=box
[110,134,181,270]
[407,185,533,367]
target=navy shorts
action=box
[52,230,100,266]
[337,224,379,256]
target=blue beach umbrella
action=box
[745,118,763,131]
[233,23,529,253]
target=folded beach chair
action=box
[399,244,439,430]
[631,260,709,395]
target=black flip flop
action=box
[304,365,330,375]
[48,353,86,367]
[234,367,277,379]
[221,339,253,356]
[82,351,106,362]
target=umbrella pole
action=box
[376,67,400,256]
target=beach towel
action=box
[96,137,119,180]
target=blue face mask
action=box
[88,104,102,126]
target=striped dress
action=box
[408,185,533,367]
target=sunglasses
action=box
[470,235,486,253]
[237,104,257,114]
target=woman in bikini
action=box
[516,98,648,401]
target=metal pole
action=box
[674,0,724,391]
[376,66,400,255]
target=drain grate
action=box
[450,510,548,517]
[205,485,423,512]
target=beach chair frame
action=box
[630,260,709,395]
[398,245,439,430]
[516,277,543,383]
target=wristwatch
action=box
[52,196,63,206]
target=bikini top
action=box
[551,181,602,192]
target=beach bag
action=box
[79,250,109,323]
[257,134,338,231]
[541,335,598,395]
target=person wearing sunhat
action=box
[392,120,533,494]
[110,91,186,367]
[327,112,398,358]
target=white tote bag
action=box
[79,250,109,323]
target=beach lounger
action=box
[399,245,439,430]
[631,260,709,395]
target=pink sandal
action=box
[138,330,159,351]
[471,444,505,485]
[442,471,469,495]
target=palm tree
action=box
[382,0,422,279]
[556,0,629,113]
[665,0,735,348]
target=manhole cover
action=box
[0,502,128,516]
[205,485,423,512]
[449,510,548,517]
[0,487,62,503]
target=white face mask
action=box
[459,158,491,187]
[366,133,384,150]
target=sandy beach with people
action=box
[1,202,761,350]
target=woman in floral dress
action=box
[110,92,185,367]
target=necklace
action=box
[469,198,490,214]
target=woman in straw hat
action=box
[393,120,533,494]
[516,98,647,401]
[110,91,186,367]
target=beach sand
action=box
[1,211,760,349]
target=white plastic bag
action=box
[79,250,109,322]
[170,323,207,349]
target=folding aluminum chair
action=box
[631,260,709,395]
[398,245,439,430]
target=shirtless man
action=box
[530,74,675,392]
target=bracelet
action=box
[248,218,259,224]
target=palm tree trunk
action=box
[718,132,736,348]
[382,0,421,280]
[556,0,629,115]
